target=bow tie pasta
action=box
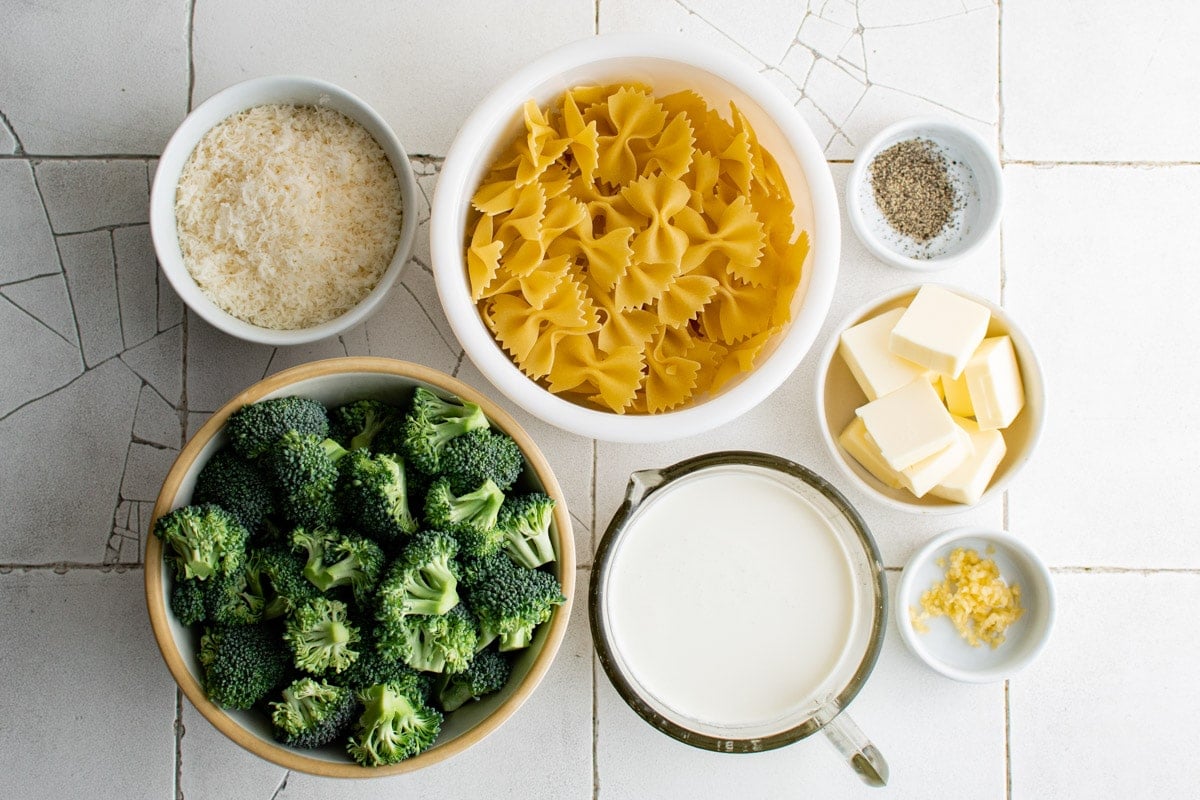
[468,84,810,414]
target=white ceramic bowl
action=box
[430,33,840,443]
[814,284,1045,514]
[846,117,1002,271]
[150,76,419,345]
[895,527,1055,683]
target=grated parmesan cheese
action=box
[175,104,403,330]
[910,547,1023,649]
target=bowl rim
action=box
[430,32,840,442]
[845,115,1004,272]
[814,282,1046,514]
[144,356,576,778]
[894,526,1056,683]
[149,75,420,346]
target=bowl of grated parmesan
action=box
[151,76,419,345]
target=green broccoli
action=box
[192,448,275,536]
[329,399,398,452]
[497,492,557,569]
[284,596,362,675]
[198,624,289,710]
[336,641,432,702]
[250,543,320,619]
[338,450,419,541]
[269,677,357,749]
[226,396,329,460]
[438,428,524,494]
[436,647,512,712]
[154,504,249,581]
[346,681,443,767]
[169,579,207,626]
[203,564,266,625]
[423,477,505,557]
[374,531,461,618]
[265,431,349,529]
[463,554,565,652]
[375,605,478,674]
[399,387,488,474]
[290,526,385,605]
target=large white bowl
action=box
[430,34,840,442]
[150,76,419,345]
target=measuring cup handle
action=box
[821,710,889,787]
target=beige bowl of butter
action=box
[815,284,1046,513]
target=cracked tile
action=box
[106,499,152,565]
[113,225,158,349]
[178,697,286,799]
[120,440,179,502]
[600,0,767,71]
[796,97,838,149]
[821,0,860,29]
[58,231,122,368]
[858,0,966,28]
[0,358,140,563]
[0,272,77,345]
[862,6,998,124]
[759,67,803,106]
[157,267,183,333]
[121,324,183,406]
[1003,0,1200,160]
[803,58,867,127]
[835,82,996,160]
[0,160,59,283]
[679,0,807,65]
[780,41,817,86]
[364,265,461,374]
[34,160,150,234]
[0,571,176,796]
[797,12,855,61]
[133,383,181,448]
[184,312,275,413]
[0,0,188,154]
[266,335,359,377]
[0,117,16,154]
[0,293,82,417]
[192,0,593,157]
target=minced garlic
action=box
[910,547,1023,649]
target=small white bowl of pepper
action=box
[846,117,1003,271]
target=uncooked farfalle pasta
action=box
[467,83,810,414]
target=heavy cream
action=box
[606,469,859,729]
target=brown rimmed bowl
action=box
[145,357,575,777]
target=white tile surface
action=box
[34,160,151,233]
[0,570,177,796]
[1003,0,1200,161]
[191,0,594,157]
[1004,165,1200,568]
[1010,572,1200,798]
[0,0,189,155]
[0,160,60,283]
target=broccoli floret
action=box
[169,579,207,626]
[376,605,478,674]
[269,677,357,749]
[346,681,443,767]
[330,400,398,452]
[399,387,488,474]
[423,477,505,557]
[226,396,329,460]
[250,543,320,619]
[374,531,461,618]
[465,555,565,652]
[290,526,385,605]
[436,647,512,712]
[203,564,266,625]
[438,428,524,494]
[153,504,249,581]
[497,492,557,569]
[284,597,362,675]
[338,450,419,541]
[192,448,275,536]
[265,432,349,529]
[198,624,289,710]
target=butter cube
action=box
[965,335,1025,430]
[942,371,975,417]
[855,379,959,471]
[900,425,972,498]
[838,308,931,401]
[838,416,905,489]
[930,416,1007,505]
[890,285,991,378]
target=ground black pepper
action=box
[868,138,955,243]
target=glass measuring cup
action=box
[589,451,889,786]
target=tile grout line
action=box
[27,164,85,358]
[174,688,184,800]
[997,0,1005,161]
[186,0,197,113]
[0,107,26,155]
[592,644,601,800]
[1004,679,1013,800]
[594,0,600,35]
